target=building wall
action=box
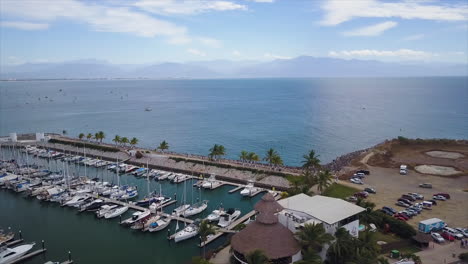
[340,219,360,238]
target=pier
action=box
[228,186,243,193]
[10,248,47,264]
[6,239,24,247]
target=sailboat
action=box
[173,220,200,243]
[173,177,190,216]
[104,206,129,219]
[182,200,208,217]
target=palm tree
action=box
[296,247,323,264]
[217,145,226,159]
[295,223,334,252]
[130,137,138,148]
[247,152,260,163]
[245,249,269,264]
[327,228,356,264]
[355,199,376,225]
[97,131,105,143]
[112,135,121,146]
[302,150,321,171]
[158,140,169,152]
[78,133,85,140]
[198,220,216,259]
[86,133,93,141]
[121,137,129,147]
[239,150,249,163]
[209,144,225,160]
[315,170,333,194]
[94,132,100,142]
[271,154,283,166]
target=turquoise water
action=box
[1,149,261,263]
[1,78,466,166]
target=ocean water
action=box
[1,77,467,165]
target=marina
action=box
[0,142,272,263]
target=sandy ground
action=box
[415,165,461,176]
[211,245,231,264]
[426,151,465,160]
[415,241,468,264]
[340,165,468,227]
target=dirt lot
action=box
[338,140,468,228]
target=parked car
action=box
[443,227,464,240]
[408,192,424,200]
[431,232,445,243]
[399,211,413,218]
[383,206,396,214]
[401,194,416,202]
[434,193,450,199]
[347,196,358,202]
[419,183,432,188]
[354,191,369,198]
[380,209,393,216]
[441,231,455,241]
[353,172,366,178]
[350,178,363,184]
[396,201,410,207]
[394,213,409,220]
[398,198,412,205]
[429,199,437,205]
[364,187,376,194]
[433,195,446,201]
[455,228,468,238]
[394,216,407,221]
[356,170,370,175]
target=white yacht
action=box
[174,222,199,243]
[218,208,241,228]
[104,206,129,219]
[182,201,208,217]
[205,207,225,222]
[240,180,259,197]
[121,210,151,226]
[0,243,35,264]
[202,174,222,189]
[96,204,118,218]
[172,174,190,183]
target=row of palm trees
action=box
[111,135,139,148]
[208,144,226,160]
[78,131,105,143]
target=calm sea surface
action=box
[0,77,467,263]
[1,78,467,165]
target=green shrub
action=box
[371,211,416,239]
[397,136,410,145]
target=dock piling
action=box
[19,230,22,240]
[68,251,72,261]
[42,240,45,249]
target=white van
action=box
[422,201,432,209]
[400,165,408,175]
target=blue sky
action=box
[1,0,467,65]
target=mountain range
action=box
[1,57,466,79]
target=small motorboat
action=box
[205,207,225,222]
[218,208,241,228]
[121,210,151,226]
[240,180,259,197]
[96,204,118,218]
[104,206,129,219]
[0,243,35,264]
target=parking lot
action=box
[340,165,468,227]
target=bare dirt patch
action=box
[415,165,461,176]
[425,150,465,159]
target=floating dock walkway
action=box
[10,248,47,264]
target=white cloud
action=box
[0,21,49,30]
[1,0,189,42]
[264,53,292,60]
[134,0,247,15]
[187,48,207,56]
[321,0,468,25]
[343,21,397,36]
[245,0,274,2]
[329,49,435,60]
[197,37,222,48]
[232,50,242,56]
[402,34,425,41]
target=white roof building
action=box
[278,193,365,225]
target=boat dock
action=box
[6,239,24,247]
[10,248,47,264]
[199,210,256,247]
[247,189,266,197]
[228,186,243,193]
